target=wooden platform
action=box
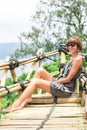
[0,94,87,130]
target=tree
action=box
[55,0,87,52]
[12,0,87,58]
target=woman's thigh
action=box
[34,68,52,81]
[33,78,51,93]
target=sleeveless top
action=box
[57,60,82,93]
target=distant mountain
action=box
[0,42,28,78]
[0,43,21,60]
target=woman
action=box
[3,36,83,113]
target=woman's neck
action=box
[71,52,79,60]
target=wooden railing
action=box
[0,48,66,107]
[0,47,87,116]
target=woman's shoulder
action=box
[73,55,83,67]
[75,55,83,61]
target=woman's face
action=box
[67,43,79,54]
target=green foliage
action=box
[0,73,27,118]
[66,54,71,62]
[83,60,87,72]
[1,92,19,110]
[0,92,19,118]
[30,70,35,79]
[11,0,87,59]
[5,78,14,86]
[18,73,27,81]
[44,60,60,73]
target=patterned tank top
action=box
[57,60,82,93]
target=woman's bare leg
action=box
[26,68,52,105]
[27,68,52,102]
[3,68,52,113]
[33,68,52,80]
[22,68,52,104]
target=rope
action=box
[9,59,19,70]
[59,63,65,71]
[79,71,87,94]
[36,96,57,130]
[58,46,67,54]
[0,86,10,94]
[13,80,30,91]
[45,57,57,62]
[36,55,45,62]
[18,82,25,91]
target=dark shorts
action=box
[50,77,72,98]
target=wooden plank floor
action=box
[0,94,87,130]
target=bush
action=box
[18,73,27,81]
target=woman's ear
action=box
[77,49,80,52]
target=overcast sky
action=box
[0,0,40,43]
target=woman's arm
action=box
[56,56,83,84]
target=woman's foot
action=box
[3,98,32,113]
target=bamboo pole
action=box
[8,57,23,96]
[0,80,30,97]
[0,50,59,70]
[81,75,87,106]
[79,74,87,119]
[60,51,66,73]
[10,69,23,96]
[80,78,85,106]
[85,84,87,120]
[0,50,60,97]
[0,57,10,86]
[0,70,8,86]
[26,61,36,80]
[75,79,79,96]
[81,88,85,106]
[0,57,10,108]
[38,57,43,94]
[10,69,18,82]
[60,51,66,64]
[0,98,2,109]
[0,52,86,71]
[50,71,59,77]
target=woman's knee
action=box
[31,78,40,88]
[36,68,45,75]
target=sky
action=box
[0,0,40,43]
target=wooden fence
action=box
[0,47,87,118]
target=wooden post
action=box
[10,69,18,83]
[39,60,43,68]
[85,86,87,120]
[60,51,66,64]
[0,56,10,86]
[36,48,43,94]
[38,59,43,94]
[0,98,2,109]
[75,79,79,96]
[9,58,23,96]
[0,57,9,109]
[10,69,23,96]
[60,51,66,73]
[0,69,8,86]
[26,61,36,80]
[81,80,85,106]
[80,75,87,106]
[81,89,85,106]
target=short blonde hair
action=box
[67,36,82,51]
